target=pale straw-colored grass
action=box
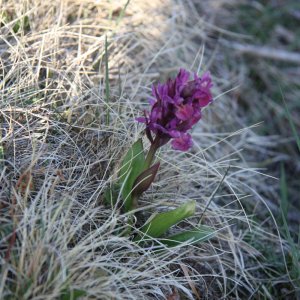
[0,0,289,299]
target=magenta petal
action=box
[168,130,181,138]
[177,68,190,85]
[137,68,212,152]
[198,95,212,107]
[152,85,160,101]
[175,104,194,121]
[171,133,193,151]
[190,110,202,125]
[193,90,212,107]
[200,72,213,88]
[168,118,179,130]
[148,98,156,105]
[151,123,170,135]
[136,117,147,123]
[150,107,162,122]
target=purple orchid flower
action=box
[137,68,213,153]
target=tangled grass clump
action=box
[0,0,296,299]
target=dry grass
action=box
[0,0,295,299]
[206,0,300,212]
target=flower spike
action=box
[137,69,213,151]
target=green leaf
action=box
[60,289,86,300]
[103,182,120,207]
[13,16,30,33]
[139,200,196,239]
[116,0,131,26]
[118,139,144,179]
[118,139,146,211]
[160,226,215,247]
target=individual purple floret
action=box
[137,69,213,152]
